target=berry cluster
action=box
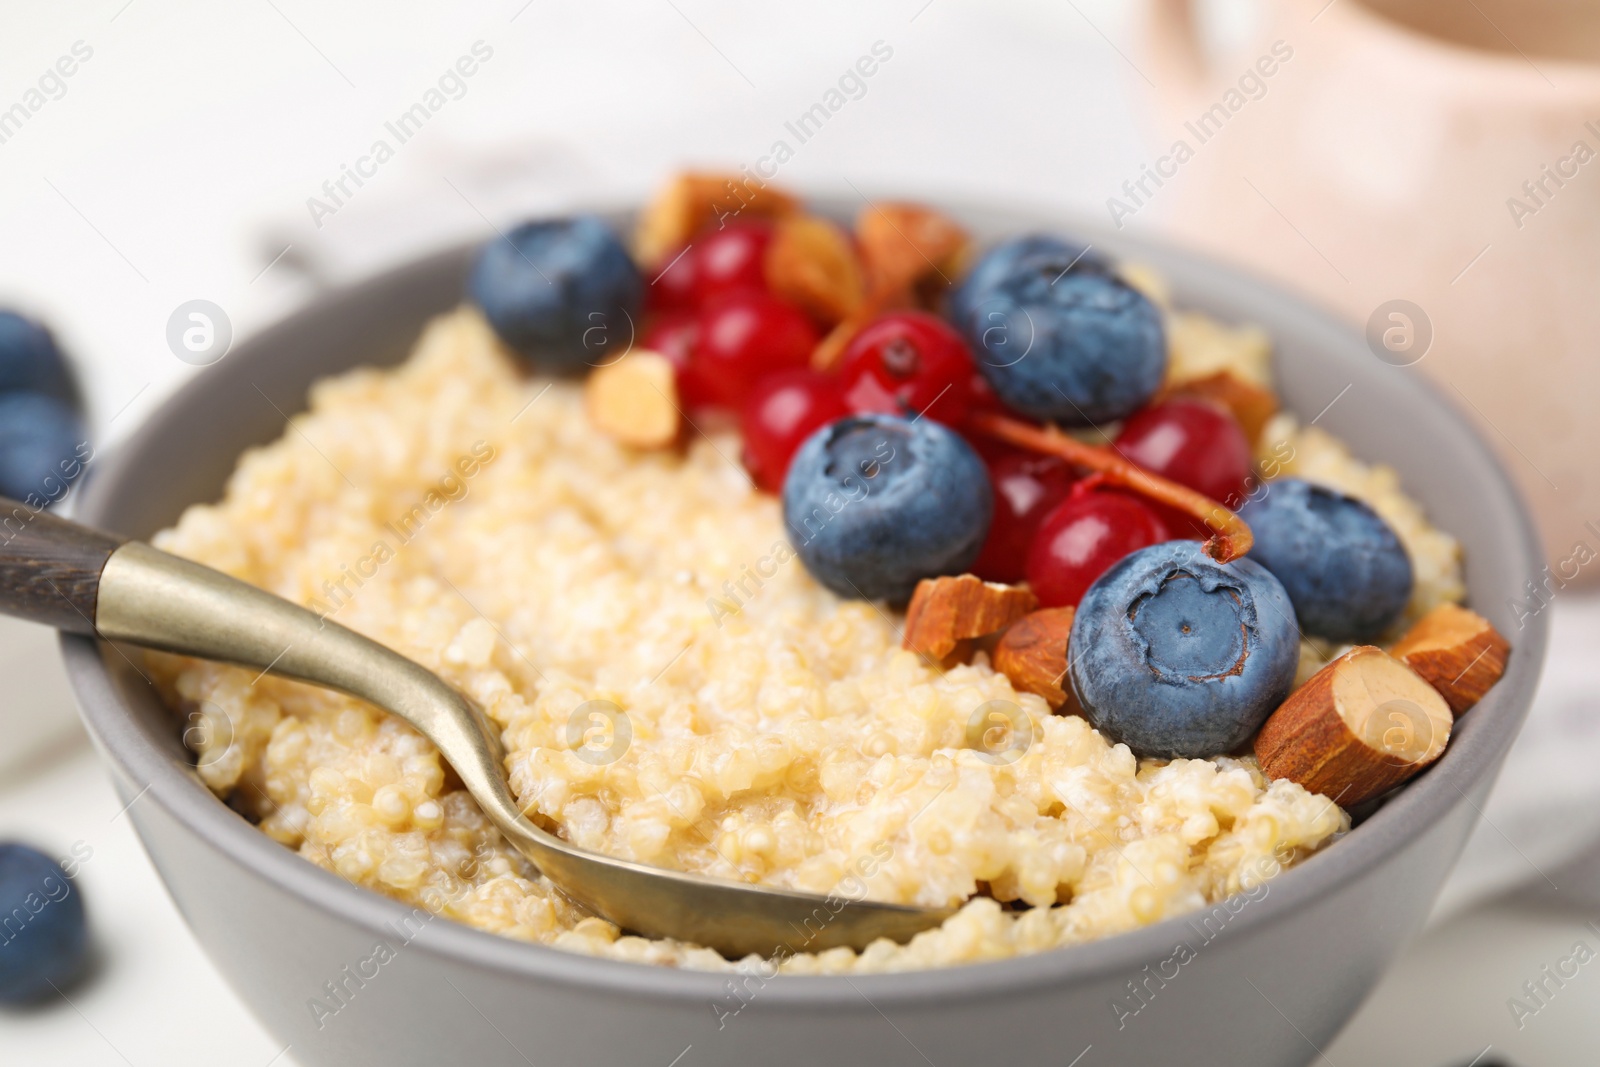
[466,183,1421,761]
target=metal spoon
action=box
[0,498,952,958]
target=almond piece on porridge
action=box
[764,215,866,326]
[634,172,801,268]
[855,202,970,307]
[1162,370,1280,445]
[903,574,1038,662]
[584,351,681,449]
[992,607,1076,708]
[807,204,971,370]
[1388,603,1510,715]
[1254,645,1452,807]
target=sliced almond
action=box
[992,607,1076,708]
[584,351,680,449]
[1162,370,1280,446]
[855,202,969,308]
[1254,645,1452,807]
[764,215,865,325]
[634,173,800,268]
[903,574,1038,662]
[1389,603,1510,715]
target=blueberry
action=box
[0,310,75,404]
[467,215,642,372]
[946,233,1107,330]
[1239,478,1413,643]
[0,843,88,1003]
[960,263,1165,426]
[0,392,87,503]
[1069,540,1301,759]
[783,414,993,603]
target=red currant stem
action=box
[966,411,1254,563]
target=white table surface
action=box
[1,2,1596,1064]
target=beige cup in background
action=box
[1139,0,1600,582]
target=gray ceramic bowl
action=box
[63,201,1546,1067]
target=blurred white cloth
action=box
[0,616,81,778]
[1433,594,1600,918]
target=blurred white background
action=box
[1,2,1597,1064]
[0,0,1176,440]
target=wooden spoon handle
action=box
[0,498,127,634]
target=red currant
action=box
[1114,398,1252,508]
[1026,491,1170,608]
[690,292,820,409]
[692,220,773,305]
[648,220,773,314]
[642,311,710,410]
[961,371,1031,461]
[739,369,847,493]
[968,368,1003,416]
[839,311,975,426]
[642,311,697,364]
[971,452,1077,583]
[648,246,698,313]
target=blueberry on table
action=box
[946,234,1106,330]
[960,264,1165,426]
[0,310,75,404]
[468,215,643,372]
[0,392,86,503]
[1239,478,1413,643]
[0,843,88,1003]
[783,414,993,603]
[1069,540,1301,759]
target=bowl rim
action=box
[61,195,1549,1008]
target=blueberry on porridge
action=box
[782,413,992,603]
[147,173,1507,973]
[1240,477,1415,643]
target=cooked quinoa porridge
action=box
[147,291,1464,974]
